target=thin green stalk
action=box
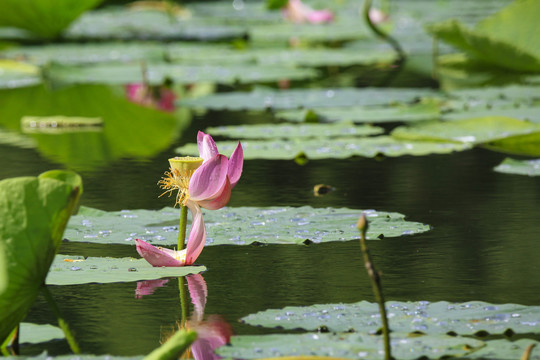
[357,214,392,360]
[41,285,81,354]
[178,205,188,251]
[1,326,18,356]
[178,277,188,328]
[363,0,406,62]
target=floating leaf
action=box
[19,323,64,344]
[241,300,540,336]
[0,171,82,342]
[469,339,540,360]
[484,132,540,157]
[217,332,485,360]
[0,0,104,39]
[65,8,245,41]
[179,87,439,110]
[176,136,471,160]
[47,62,318,86]
[442,103,540,123]
[392,116,540,144]
[275,100,441,123]
[1,42,166,66]
[46,256,205,285]
[426,0,540,72]
[64,206,430,246]
[0,60,41,89]
[205,123,384,139]
[494,158,540,176]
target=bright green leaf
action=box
[484,132,540,157]
[241,300,540,335]
[0,60,41,89]
[0,171,82,342]
[494,158,540,176]
[47,256,205,285]
[64,206,430,246]
[0,0,104,39]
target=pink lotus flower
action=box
[125,83,176,112]
[136,132,243,267]
[282,0,334,24]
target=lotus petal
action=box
[189,154,229,201]
[228,141,244,189]
[135,239,185,267]
[197,131,219,161]
[185,200,207,265]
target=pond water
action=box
[3,103,538,355]
[1,0,539,357]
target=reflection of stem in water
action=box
[178,277,188,328]
[178,205,188,251]
[357,214,392,360]
[41,285,81,354]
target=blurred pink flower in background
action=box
[282,0,334,24]
[125,83,176,112]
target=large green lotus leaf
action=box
[494,158,540,176]
[0,171,82,343]
[217,332,485,360]
[448,84,540,105]
[64,206,430,246]
[241,300,540,335]
[64,8,245,41]
[0,60,41,89]
[205,123,384,139]
[0,85,181,171]
[392,116,540,144]
[275,100,441,123]
[0,242,6,295]
[1,43,166,66]
[0,0,104,39]
[176,136,471,160]
[167,44,396,68]
[179,87,439,111]
[425,0,540,72]
[19,323,64,344]
[46,256,205,285]
[47,62,318,86]
[484,132,540,157]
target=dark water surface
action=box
[3,110,538,355]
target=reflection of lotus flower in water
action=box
[136,131,243,267]
[135,279,169,298]
[125,83,176,112]
[282,0,334,24]
[153,274,232,360]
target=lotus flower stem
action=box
[178,205,188,251]
[357,213,392,360]
[144,329,196,360]
[363,0,405,62]
[41,286,81,354]
[0,326,18,355]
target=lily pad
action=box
[484,132,540,157]
[64,206,430,246]
[494,158,540,176]
[217,332,485,360]
[64,8,245,42]
[0,60,41,89]
[0,42,166,66]
[0,171,82,342]
[275,100,441,123]
[175,136,471,160]
[46,256,205,285]
[179,87,439,111]
[0,0,104,39]
[469,339,540,360]
[205,123,384,139]
[391,116,540,144]
[241,300,540,336]
[19,323,64,344]
[47,62,318,86]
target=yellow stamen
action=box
[158,156,203,207]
